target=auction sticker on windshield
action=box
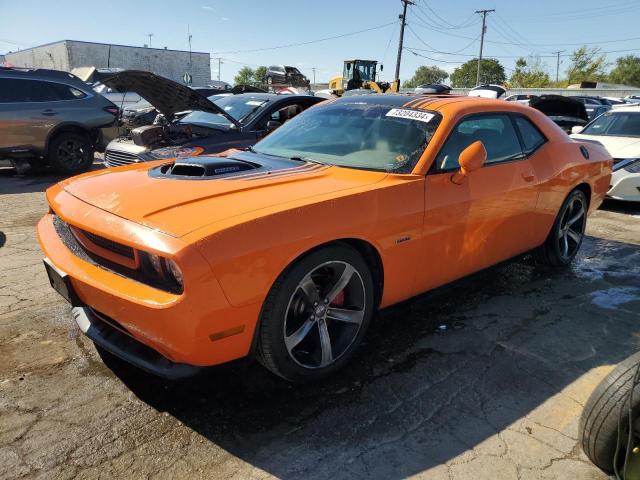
[386,108,435,123]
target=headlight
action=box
[146,146,205,160]
[165,259,183,288]
[140,252,184,292]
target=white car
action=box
[571,106,640,202]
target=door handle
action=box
[41,109,58,116]
[522,172,535,182]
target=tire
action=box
[535,189,588,266]
[256,245,375,382]
[579,351,640,474]
[48,133,94,175]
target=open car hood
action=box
[101,70,240,126]
[530,95,589,122]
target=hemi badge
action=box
[209,325,245,342]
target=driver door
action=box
[414,113,540,293]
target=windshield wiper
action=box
[289,156,325,165]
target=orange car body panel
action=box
[36,96,613,367]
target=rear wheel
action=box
[257,245,374,382]
[535,189,587,266]
[580,351,640,474]
[48,133,93,174]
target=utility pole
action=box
[475,9,494,86]
[312,67,316,85]
[147,33,153,48]
[553,50,564,83]
[215,57,223,81]
[395,0,414,82]
[188,25,192,72]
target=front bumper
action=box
[608,171,640,202]
[37,187,262,371]
[72,306,202,379]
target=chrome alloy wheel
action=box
[283,261,366,369]
[557,194,587,261]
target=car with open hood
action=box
[102,70,323,167]
[37,94,611,382]
[529,95,589,134]
[571,105,640,201]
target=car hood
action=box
[530,95,589,122]
[571,134,640,158]
[101,70,240,126]
[60,157,386,238]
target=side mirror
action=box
[571,125,584,134]
[451,141,487,185]
[266,120,282,131]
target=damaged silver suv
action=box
[0,67,119,174]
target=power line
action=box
[404,45,640,59]
[211,21,396,55]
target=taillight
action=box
[104,106,119,116]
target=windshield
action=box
[252,103,442,173]
[582,111,640,137]
[178,95,268,128]
[285,67,301,75]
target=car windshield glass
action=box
[178,95,268,127]
[582,112,640,137]
[251,103,442,173]
[285,67,301,74]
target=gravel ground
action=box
[1,165,639,480]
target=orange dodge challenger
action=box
[37,95,612,382]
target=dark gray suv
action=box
[0,67,119,174]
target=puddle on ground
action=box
[590,287,640,309]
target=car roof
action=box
[603,104,640,113]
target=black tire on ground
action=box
[48,133,94,175]
[579,351,640,474]
[256,244,375,382]
[535,189,588,266]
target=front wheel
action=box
[535,189,588,266]
[48,133,94,175]
[257,245,374,382]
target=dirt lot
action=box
[1,165,639,480]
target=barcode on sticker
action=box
[386,108,435,123]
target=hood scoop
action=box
[153,156,259,179]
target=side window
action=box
[515,116,546,154]
[434,114,523,171]
[0,79,58,102]
[262,103,304,127]
[46,82,87,100]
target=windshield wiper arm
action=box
[289,156,324,165]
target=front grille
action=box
[105,149,139,167]
[81,229,135,259]
[52,215,181,294]
[624,160,640,173]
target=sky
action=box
[1,0,639,84]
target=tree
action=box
[253,66,268,84]
[509,57,550,88]
[450,58,506,88]
[402,65,449,88]
[566,46,607,84]
[608,55,640,87]
[234,66,254,85]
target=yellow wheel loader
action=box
[327,60,399,96]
